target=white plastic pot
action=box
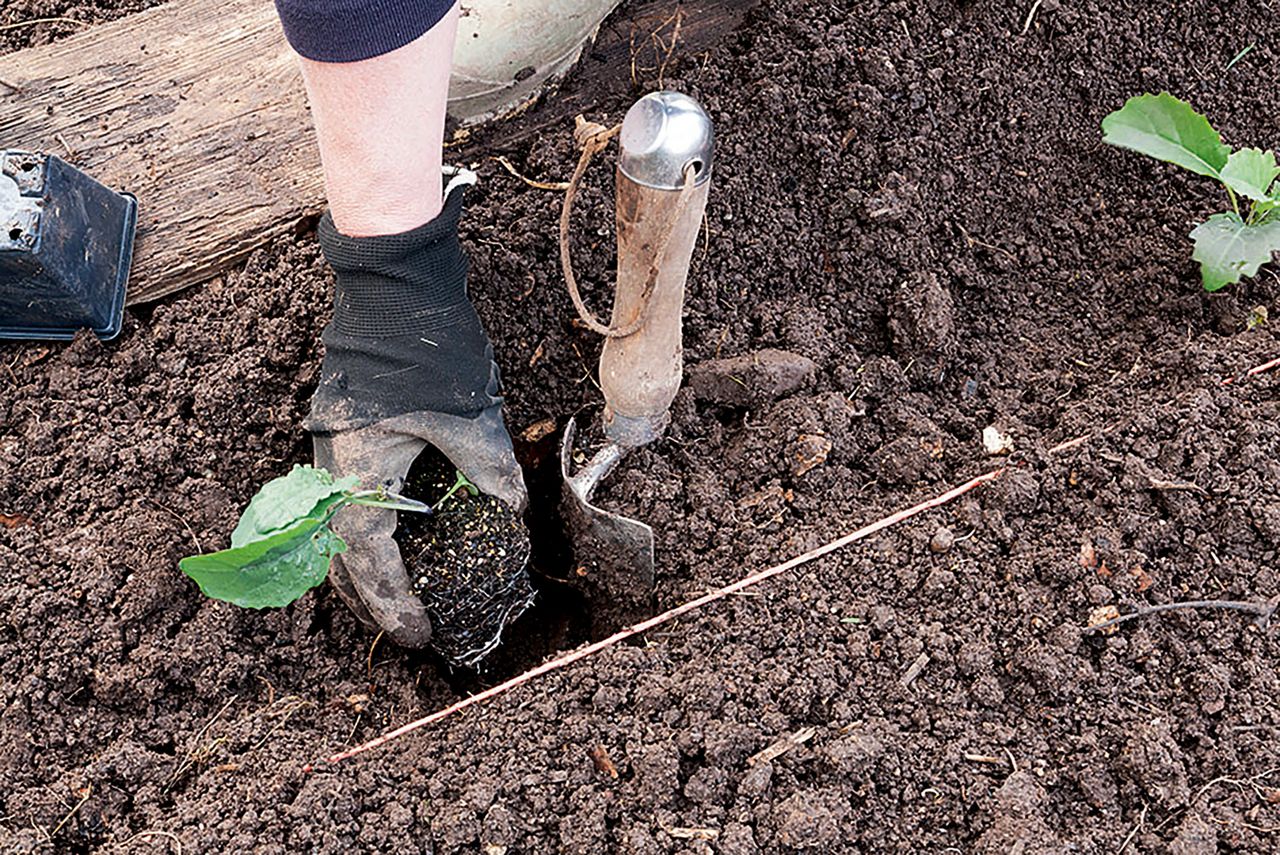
[448,0,622,125]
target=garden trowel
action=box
[560,91,713,623]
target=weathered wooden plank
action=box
[0,0,318,304]
[0,0,756,305]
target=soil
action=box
[3,0,1280,852]
[0,0,163,54]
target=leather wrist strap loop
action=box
[559,116,696,339]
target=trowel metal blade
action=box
[560,418,656,623]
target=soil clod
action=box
[686,348,818,407]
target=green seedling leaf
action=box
[1190,212,1280,291]
[433,470,480,511]
[230,464,358,547]
[1224,43,1256,72]
[180,517,347,608]
[1101,92,1231,178]
[180,462,443,611]
[1257,190,1280,218]
[1221,148,1280,203]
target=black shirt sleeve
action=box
[274,0,456,63]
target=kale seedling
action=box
[1102,92,1280,291]
[433,469,480,511]
[179,465,435,609]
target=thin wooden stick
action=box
[304,467,1005,771]
[1221,355,1280,386]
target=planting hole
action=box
[8,228,21,241]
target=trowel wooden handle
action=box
[599,170,710,446]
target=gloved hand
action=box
[306,169,528,648]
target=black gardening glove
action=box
[306,170,528,648]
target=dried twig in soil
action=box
[664,825,719,841]
[1084,596,1280,634]
[964,753,1005,765]
[1116,803,1148,854]
[899,651,930,687]
[143,497,202,552]
[366,630,384,683]
[957,223,1017,261]
[1020,0,1044,35]
[490,156,569,191]
[747,727,816,766]
[0,17,86,32]
[304,468,1005,770]
[253,696,314,751]
[48,787,91,839]
[166,695,238,789]
[1146,476,1208,495]
[119,830,183,853]
[1046,433,1094,455]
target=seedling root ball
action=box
[396,454,534,668]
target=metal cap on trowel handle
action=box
[617,91,714,190]
[600,91,714,447]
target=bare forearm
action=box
[277,0,460,237]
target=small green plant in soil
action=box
[1102,92,1280,291]
[179,465,434,608]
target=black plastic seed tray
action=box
[0,150,137,341]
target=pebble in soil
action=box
[394,449,533,669]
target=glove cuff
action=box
[308,169,499,431]
[317,173,473,337]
